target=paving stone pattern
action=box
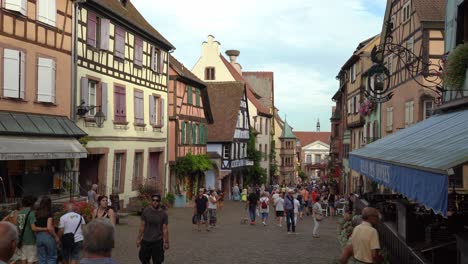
[113,201,342,264]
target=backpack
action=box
[261,199,268,209]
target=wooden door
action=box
[148,152,160,189]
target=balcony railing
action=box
[442,89,468,104]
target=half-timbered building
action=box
[168,55,213,202]
[205,82,251,198]
[0,0,88,201]
[75,0,174,207]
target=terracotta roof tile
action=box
[219,55,271,117]
[206,82,245,142]
[90,0,174,49]
[413,0,446,22]
[294,132,331,147]
[169,55,205,87]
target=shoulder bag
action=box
[61,215,82,250]
[17,210,32,249]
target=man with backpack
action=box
[58,203,85,264]
[258,192,270,226]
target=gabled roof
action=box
[294,132,331,147]
[243,72,274,109]
[169,55,213,124]
[90,0,175,50]
[206,82,245,142]
[169,55,205,87]
[413,0,446,22]
[219,55,272,117]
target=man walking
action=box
[58,203,86,264]
[340,207,381,264]
[80,219,118,264]
[137,194,169,264]
[246,189,259,225]
[194,189,209,232]
[283,189,296,234]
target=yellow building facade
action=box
[75,1,174,207]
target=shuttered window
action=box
[114,26,125,59]
[37,57,56,103]
[88,80,97,115]
[205,67,215,80]
[4,0,27,16]
[87,11,97,47]
[114,86,126,123]
[192,123,197,145]
[404,101,414,127]
[149,95,165,127]
[187,86,192,105]
[3,49,25,99]
[134,37,143,66]
[134,90,144,125]
[151,46,163,73]
[37,0,56,26]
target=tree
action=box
[174,153,213,196]
[269,140,278,184]
[246,129,267,185]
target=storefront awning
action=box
[0,136,87,160]
[350,109,468,216]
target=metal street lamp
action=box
[76,101,106,127]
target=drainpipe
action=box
[165,50,174,194]
[71,1,77,120]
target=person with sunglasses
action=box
[137,194,169,264]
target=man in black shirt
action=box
[246,190,259,225]
[194,189,209,232]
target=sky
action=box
[132,0,387,132]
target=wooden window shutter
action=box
[134,90,143,124]
[37,57,55,103]
[410,101,414,124]
[158,51,164,73]
[87,11,97,47]
[114,87,121,122]
[114,86,126,123]
[101,82,108,120]
[48,0,56,26]
[149,95,155,125]
[187,86,192,105]
[150,46,156,71]
[80,77,89,105]
[121,88,127,120]
[195,88,200,106]
[134,37,143,66]
[99,18,110,50]
[160,98,165,127]
[37,0,49,25]
[3,49,22,98]
[181,122,186,144]
[192,123,197,145]
[114,26,125,59]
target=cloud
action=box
[132,0,385,131]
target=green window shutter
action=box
[181,122,186,144]
[192,123,197,145]
[199,125,203,144]
[196,89,200,107]
[187,86,193,105]
[202,125,206,144]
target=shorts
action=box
[328,202,335,208]
[139,239,164,264]
[196,212,208,222]
[18,245,38,262]
[62,241,82,261]
[276,211,284,217]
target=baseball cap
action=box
[151,194,161,200]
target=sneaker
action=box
[279,224,282,227]
[262,221,266,226]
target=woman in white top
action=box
[208,190,218,228]
[274,193,285,227]
[259,192,270,226]
[293,197,301,225]
[312,196,323,238]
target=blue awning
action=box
[349,109,468,216]
[349,156,448,216]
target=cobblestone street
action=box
[113,201,342,264]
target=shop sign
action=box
[359,159,391,184]
[0,152,86,160]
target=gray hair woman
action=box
[88,184,98,207]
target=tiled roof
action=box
[169,55,205,87]
[206,82,245,142]
[280,119,296,139]
[243,72,274,110]
[413,0,446,22]
[90,0,175,50]
[219,56,272,117]
[294,131,331,147]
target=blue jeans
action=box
[248,207,256,221]
[36,232,57,264]
[286,210,296,232]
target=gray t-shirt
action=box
[141,206,168,242]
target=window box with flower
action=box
[358,99,375,116]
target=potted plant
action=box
[442,43,468,90]
[358,99,375,116]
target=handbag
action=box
[61,215,82,250]
[315,214,324,222]
[192,214,198,225]
[17,210,32,249]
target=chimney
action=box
[225,50,242,74]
